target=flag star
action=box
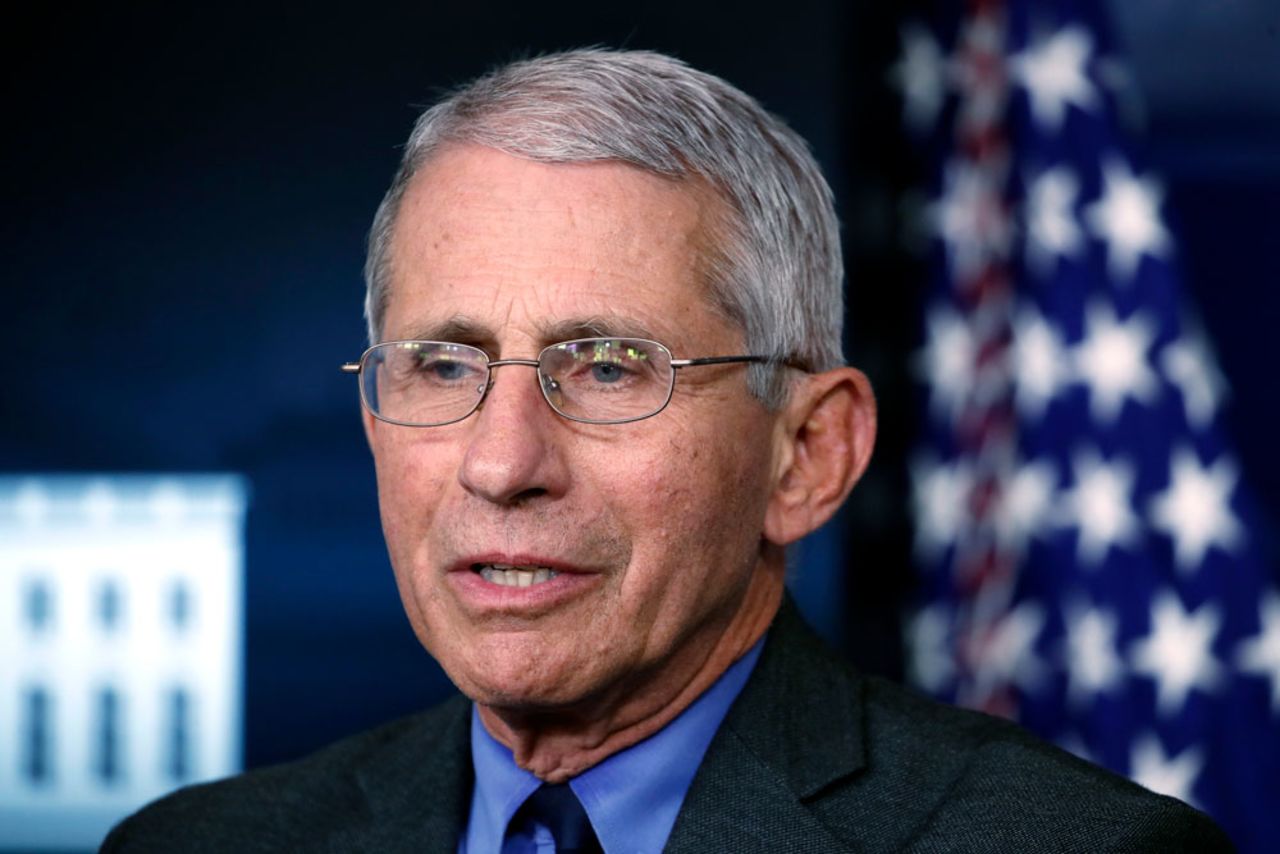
[1010,25,1099,131]
[1060,448,1141,566]
[1148,447,1244,572]
[930,160,1013,280]
[907,604,956,693]
[1130,733,1204,807]
[1237,591,1280,716]
[1063,601,1125,705]
[1025,167,1085,274]
[1011,304,1070,419]
[893,24,948,132]
[1161,334,1229,430]
[1072,300,1160,424]
[1084,157,1172,282]
[1131,590,1224,716]
[911,454,973,559]
[915,304,975,423]
[976,600,1048,693]
[994,456,1057,552]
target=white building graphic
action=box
[0,475,247,850]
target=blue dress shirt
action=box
[460,637,765,854]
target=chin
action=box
[456,672,600,715]
[433,637,605,711]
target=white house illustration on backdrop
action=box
[0,475,247,851]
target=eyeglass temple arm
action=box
[670,355,810,371]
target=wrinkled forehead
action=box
[382,144,741,352]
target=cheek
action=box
[661,417,774,516]
[372,435,453,565]
[371,436,464,655]
[618,425,774,613]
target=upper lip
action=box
[448,553,597,575]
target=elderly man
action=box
[105,49,1228,852]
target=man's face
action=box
[367,144,785,715]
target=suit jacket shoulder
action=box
[101,694,472,854]
[665,599,1233,853]
[104,600,1232,853]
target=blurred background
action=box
[2,0,1277,850]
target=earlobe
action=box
[763,367,877,546]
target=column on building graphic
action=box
[0,475,248,851]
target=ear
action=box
[763,367,877,546]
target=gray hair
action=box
[364,48,844,406]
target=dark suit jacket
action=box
[103,600,1232,852]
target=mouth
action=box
[472,562,562,588]
[446,554,598,615]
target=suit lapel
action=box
[344,694,474,854]
[665,599,867,853]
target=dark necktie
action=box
[511,783,603,853]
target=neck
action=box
[476,561,784,783]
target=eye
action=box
[423,358,468,381]
[590,362,626,384]
[410,353,483,385]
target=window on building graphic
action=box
[169,579,191,631]
[24,577,52,633]
[23,686,52,784]
[167,687,191,781]
[98,579,122,632]
[94,688,121,784]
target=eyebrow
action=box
[398,316,491,346]
[396,314,663,350]
[538,315,661,343]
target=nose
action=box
[458,363,568,506]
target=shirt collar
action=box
[464,636,764,854]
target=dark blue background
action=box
[4,1,1276,769]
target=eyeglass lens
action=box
[361,338,676,426]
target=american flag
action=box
[895,1,1280,849]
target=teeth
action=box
[477,564,560,588]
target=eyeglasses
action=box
[341,337,805,426]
